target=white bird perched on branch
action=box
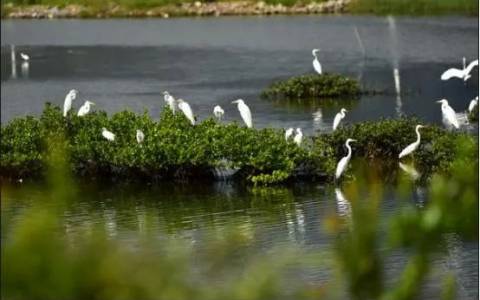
[468,96,478,113]
[437,99,459,129]
[163,91,176,114]
[213,105,224,120]
[285,128,294,141]
[312,49,322,75]
[232,99,253,128]
[293,128,303,146]
[102,128,115,141]
[77,100,95,116]
[398,125,424,159]
[335,138,356,180]
[136,129,145,144]
[177,99,195,125]
[63,89,79,117]
[20,52,30,61]
[333,108,347,131]
[441,57,478,82]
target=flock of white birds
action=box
[29,48,477,180]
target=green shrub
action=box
[261,73,361,100]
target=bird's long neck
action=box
[415,127,421,144]
[346,142,352,159]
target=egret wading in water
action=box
[213,105,224,120]
[77,101,95,117]
[398,125,424,159]
[335,138,356,180]
[312,49,322,75]
[63,89,79,117]
[468,96,478,113]
[163,91,176,114]
[333,108,347,131]
[102,128,115,142]
[177,99,195,125]
[441,57,478,82]
[136,129,145,144]
[285,128,294,141]
[20,53,30,61]
[232,99,253,128]
[437,99,459,129]
[294,128,303,146]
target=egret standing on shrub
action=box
[335,138,356,180]
[213,105,224,120]
[177,99,195,125]
[441,57,478,82]
[285,128,294,141]
[77,101,95,117]
[163,91,176,114]
[63,89,78,117]
[232,99,253,128]
[102,128,115,141]
[294,128,303,146]
[398,125,424,159]
[333,108,347,131]
[468,96,478,113]
[20,52,30,61]
[437,99,459,129]
[136,129,144,144]
[312,49,322,75]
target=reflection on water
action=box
[398,162,420,181]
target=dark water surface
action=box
[1,16,478,299]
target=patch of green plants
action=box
[261,73,361,100]
[347,0,478,16]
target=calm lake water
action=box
[1,16,478,299]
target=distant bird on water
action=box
[20,52,30,61]
[77,100,95,117]
[441,57,478,82]
[177,99,195,125]
[285,128,294,141]
[163,91,176,114]
[213,105,224,120]
[333,108,347,131]
[232,99,253,128]
[293,128,303,146]
[437,99,459,129]
[63,89,79,117]
[335,138,356,180]
[102,128,115,141]
[312,49,322,75]
[398,125,424,159]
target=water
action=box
[1,16,478,298]
[1,16,478,134]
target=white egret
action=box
[285,128,294,141]
[77,100,95,116]
[293,128,303,146]
[312,49,322,75]
[213,105,224,120]
[333,108,347,131]
[468,96,478,113]
[20,52,30,61]
[232,99,253,128]
[177,99,195,125]
[441,57,478,82]
[136,129,145,144]
[102,128,115,141]
[437,99,459,129]
[163,91,176,114]
[398,125,424,159]
[335,138,356,180]
[63,89,79,117]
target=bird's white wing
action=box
[444,105,460,128]
[398,142,416,158]
[179,102,195,125]
[313,59,322,75]
[239,104,252,128]
[332,113,342,131]
[77,104,88,116]
[63,96,72,117]
[468,99,478,112]
[465,59,479,75]
[335,157,348,179]
[441,68,464,80]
